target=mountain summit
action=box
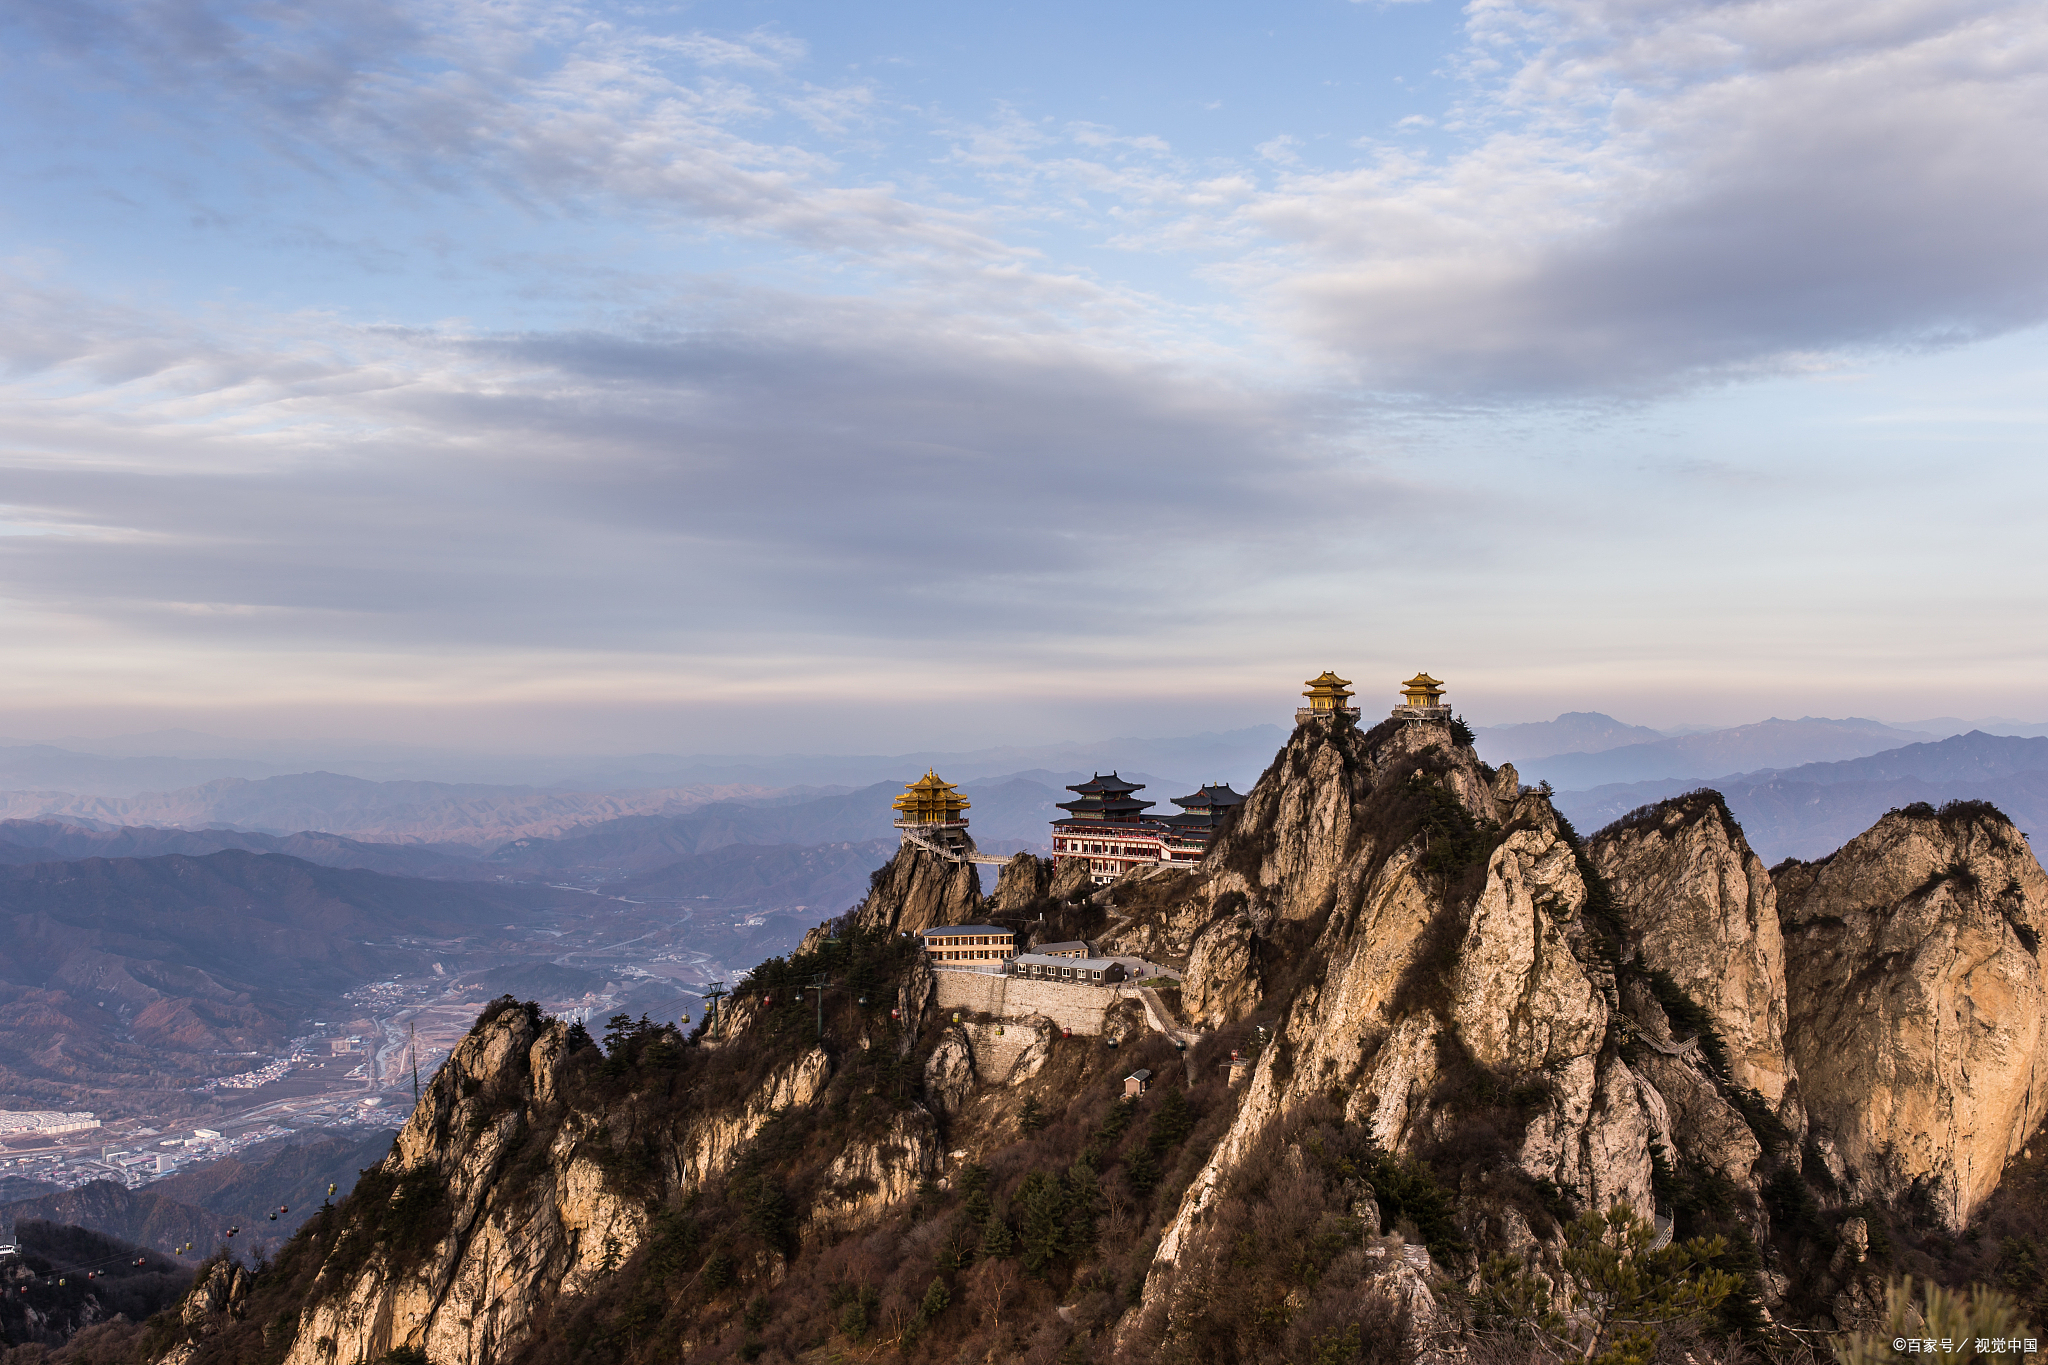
[140,709,2048,1365]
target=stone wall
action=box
[932,970,1122,1035]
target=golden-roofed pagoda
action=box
[892,770,971,826]
[1400,673,1446,707]
[1296,670,1361,724]
[1393,672,1452,721]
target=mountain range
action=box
[0,851,560,1108]
[1550,729,2048,862]
[1502,716,1938,788]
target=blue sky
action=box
[1,0,2045,753]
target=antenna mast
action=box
[409,1021,420,1105]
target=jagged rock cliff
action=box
[1150,717,1659,1310]
[143,713,2048,1365]
[1591,791,1800,1115]
[1778,802,2047,1228]
[847,842,983,935]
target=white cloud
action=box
[1229,0,2048,394]
[0,271,1431,659]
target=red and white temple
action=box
[1050,773,1247,886]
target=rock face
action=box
[245,1004,895,1365]
[1155,723,1658,1285]
[155,710,2048,1365]
[990,852,1054,911]
[1778,803,2048,1227]
[1592,792,1800,1109]
[1179,912,1260,1026]
[848,842,983,935]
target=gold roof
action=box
[893,769,971,821]
[1400,672,1446,704]
[1302,670,1354,699]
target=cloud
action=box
[0,272,1437,660]
[1230,0,2048,395]
[0,0,1011,281]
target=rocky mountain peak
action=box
[1777,799,2047,1229]
[142,720,2048,1365]
[1591,788,1798,1110]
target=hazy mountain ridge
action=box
[618,839,898,914]
[0,818,487,879]
[1471,710,1666,760]
[0,727,1286,799]
[0,850,560,1108]
[1514,715,1936,788]
[484,775,1069,874]
[0,774,776,847]
[1553,730,2048,862]
[147,1128,396,1237]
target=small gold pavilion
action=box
[1296,670,1361,724]
[1393,672,1452,721]
[1400,673,1446,708]
[892,770,971,827]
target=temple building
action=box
[892,769,974,857]
[1392,672,1451,722]
[1296,670,1361,723]
[1050,773,1246,885]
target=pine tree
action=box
[1147,1087,1194,1156]
[1016,1171,1070,1277]
[1124,1147,1161,1196]
[980,1212,1016,1260]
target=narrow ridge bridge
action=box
[898,824,1015,867]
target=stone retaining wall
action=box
[932,970,1123,1035]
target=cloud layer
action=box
[0,0,2045,742]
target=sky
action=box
[1,0,2045,755]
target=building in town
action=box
[0,1111,100,1136]
[920,924,1018,964]
[1035,940,1094,960]
[1050,774,1246,885]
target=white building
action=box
[0,1111,101,1136]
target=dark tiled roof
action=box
[1066,772,1146,796]
[1171,783,1245,811]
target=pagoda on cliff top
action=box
[892,770,975,856]
[1296,670,1361,724]
[1392,672,1451,722]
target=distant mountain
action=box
[0,725,1287,794]
[1473,712,1666,763]
[487,775,1066,875]
[0,745,286,797]
[149,1128,394,1236]
[0,1181,232,1258]
[1890,716,2048,738]
[0,818,486,878]
[0,1174,59,1202]
[0,1219,191,1348]
[0,773,775,847]
[1517,717,1935,789]
[620,840,899,913]
[0,850,562,1106]
[1553,731,2048,863]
